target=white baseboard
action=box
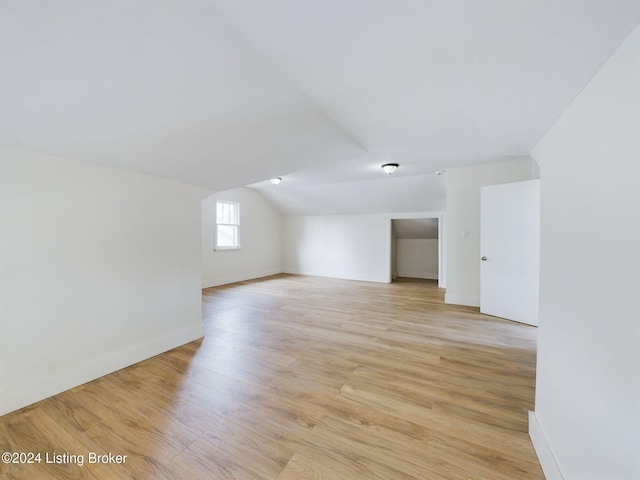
[282,267,388,284]
[444,293,480,307]
[282,266,302,275]
[529,411,564,480]
[0,324,204,417]
[202,267,282,288]
[397,270,438,280]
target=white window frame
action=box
[215,200,241,250]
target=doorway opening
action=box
[390,218,442,286]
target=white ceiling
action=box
[1,1,638,214]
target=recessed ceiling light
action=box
[381,163,399,174]
[269,177,282,185]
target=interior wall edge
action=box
[529,411,565,480]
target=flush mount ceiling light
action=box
[269,177,282,185]
[381,163,399,174]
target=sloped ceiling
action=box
[1,1,638,214]
[393,219,439,240]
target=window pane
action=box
[229,203,238,224]
[226,203,232,223]
[215,201,240,248]
[222,203,229,224]
[217,201,238,225]
[217,225,237,247]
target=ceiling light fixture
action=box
[269,177,282,185]
[381,163,399,174]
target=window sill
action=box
[214,246,241,251]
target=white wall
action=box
[283,212,443,283]
[283,214,390,283]
[529,26,639,480]
[202,187,282,287]
[444,158,537,306]
[0,146,209,416]
[390,228,398,279]
[397,239,438,279]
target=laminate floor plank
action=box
[0,274,544,479]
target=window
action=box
[215,200,240,250]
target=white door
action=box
[480,180,540,326]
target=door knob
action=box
[481,256,487,261]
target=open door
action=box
[480,180,540,326]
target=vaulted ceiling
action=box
[1,1,638,214]
[393,219,439,240]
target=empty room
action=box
[1,1,638,479]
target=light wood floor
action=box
[0,274,544,479]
